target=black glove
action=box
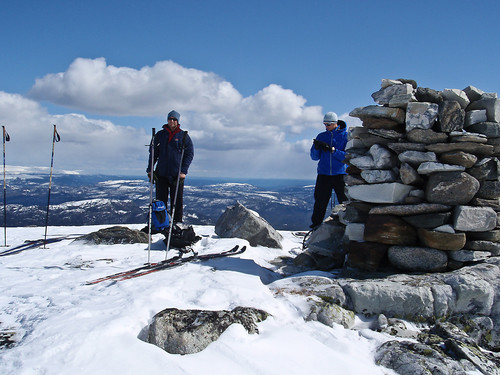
[313,139,334,152]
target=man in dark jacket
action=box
[147,110,194,223]
[310,112,347,228]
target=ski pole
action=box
[43,125,60,248]
[147,128,156,265]
[165,131,188,260]
[2,126,10,247]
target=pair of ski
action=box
[0,236,77,257]
[86,244,246,285]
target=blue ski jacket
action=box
[310,127,347,176]
[147,126,194,178]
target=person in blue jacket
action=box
[310,112,347,228]
[147,110,194,223]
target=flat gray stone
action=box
[369,203,451,216]
[350,105,406,124]
[388,246,448,272]
[425,142,494,156]
[387,142,426,153]
[439,151,477,168]
[448,250,491,262]
[347,183,413,204]
[406,128,448,144]
[398,150,437,166]
[417,162,465,174]
[402,212,452,229]
[361,169,397,184]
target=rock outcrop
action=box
[269,257,500,374]
[75,226,148,244]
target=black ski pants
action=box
[311,174,347,228]
[156,176,185,223]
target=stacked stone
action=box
[342,78,500,273]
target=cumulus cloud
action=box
[0,90,320,178]
[0,91,149,175]
[2,57,341,178]
[28,57,322,126]
[29,57,240,116]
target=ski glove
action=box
[313,139,335,152]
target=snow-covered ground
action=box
[0,225,395,375]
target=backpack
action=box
[151,200,170,232]
[165,223,201,249]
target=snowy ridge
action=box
[0,224,392,375]
[3,175,314,229]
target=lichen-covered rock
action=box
[75,226,148,244]
[146,307,269,355]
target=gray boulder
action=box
[146,307,269,355]
[215,202,282,248]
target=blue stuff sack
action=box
[151,200,170,231]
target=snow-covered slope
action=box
[0,225,392,375]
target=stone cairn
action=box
[342,78,500,273]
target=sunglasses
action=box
[324,122,337,126]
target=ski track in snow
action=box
[0,225,395,375]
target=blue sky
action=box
[1,0,499,179]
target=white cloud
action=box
[28,58,322,129]
[29,57,243,116]
[1,58,335,178]
[0,91,149,175]
[0,90,319,178]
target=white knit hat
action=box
[323,112,338,123]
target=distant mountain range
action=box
[2,174,316,231]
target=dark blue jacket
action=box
[310,127,347,176]
[147,127,194,177]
